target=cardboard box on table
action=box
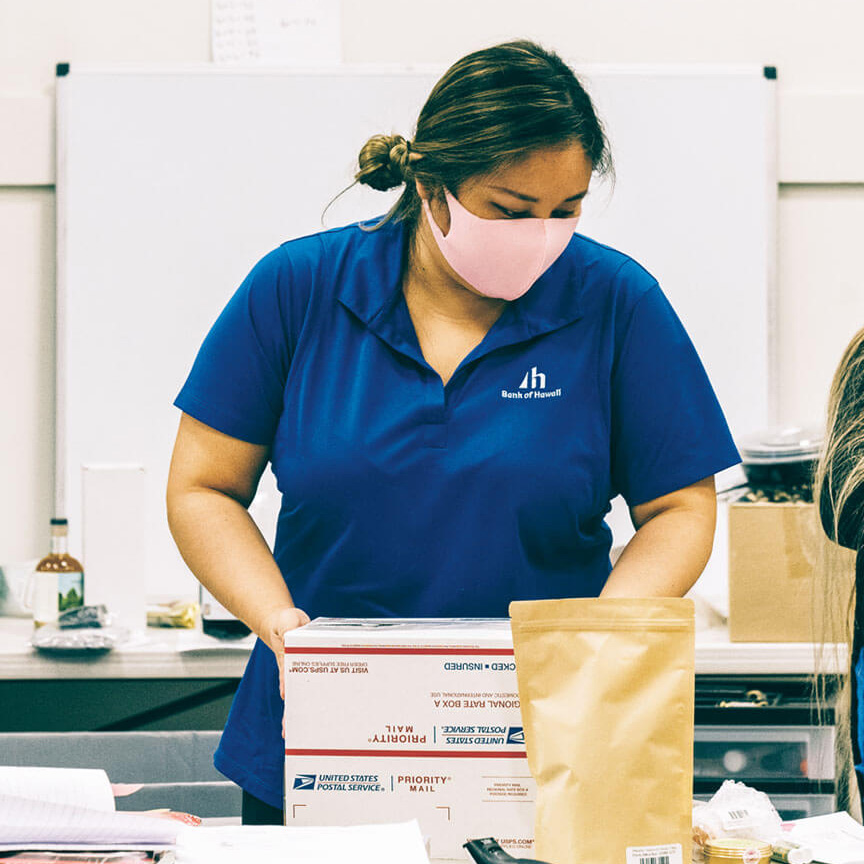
[283,619,534,859]
[728,502,855,643]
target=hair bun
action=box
[356,133,411,191]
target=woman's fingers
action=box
[262,605,310,700]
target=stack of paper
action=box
[173,821,430,864]
[0,767,177,851]
[786,812,864,864]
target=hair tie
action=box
[404,140,423,163]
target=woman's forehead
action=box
[471,144,593,198]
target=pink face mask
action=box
[422,188,581,301]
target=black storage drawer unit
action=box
[694,675,839,818]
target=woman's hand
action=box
[260,605,311,698]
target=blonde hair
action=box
[813,326,864,814]
[323,40,613,239]
[816,328,864,549]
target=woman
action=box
[166,39,740,824]
[815,327,864,808]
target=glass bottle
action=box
[32,518,84,627]
[200,584,250,638]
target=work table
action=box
[0,617,255,680]
[0,616,848,679]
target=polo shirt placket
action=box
[345,279,584,453]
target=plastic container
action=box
[737,426,822,492]
[694,725,835,781]
[705,838,772,864]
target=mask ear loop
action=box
[422,187,453,240]
[438,187,455,238]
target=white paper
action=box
[174,820,430,864]
[0,843,167,853]
[212,0,341,65]
[0,766,114,812]
[786,812,864,864]
[0,793,178,846]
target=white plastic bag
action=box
[692,781,784,861]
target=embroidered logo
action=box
[519,367,545,390]
[502,366,562,400]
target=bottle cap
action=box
[50,518,69,526]
[782,845,814,864]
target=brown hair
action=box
[338,40,612,240]
[816,328,864,551]
[813,326,864,815]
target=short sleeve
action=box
[174,247,294,445]
[610,278,741,506]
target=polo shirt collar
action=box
[335,215,409,326]
[337,215,585,360]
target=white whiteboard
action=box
[56,64,776,597]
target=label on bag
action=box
[722,808,756,830]
[626,844,683,864]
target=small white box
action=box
[283,619,535,860]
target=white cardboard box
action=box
[283,619,535,860]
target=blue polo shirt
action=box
[174,214,740,808]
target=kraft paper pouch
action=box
[510,597,695,864]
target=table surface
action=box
[0,617,255,679]
[0,616,849,680]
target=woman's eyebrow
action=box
[490,185,589,203]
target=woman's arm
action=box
[599,476,717,598]
[166,413,308,691]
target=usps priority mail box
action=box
[283,618,535,859]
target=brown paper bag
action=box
[510,597,695,864]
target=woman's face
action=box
[418,141,593,235]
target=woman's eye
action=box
[494,205,529,218]
[494,204,577,219]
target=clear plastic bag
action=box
[30,624,130,654]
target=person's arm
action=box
[166,412,308,693]
[600,476,717,598]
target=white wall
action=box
[2,0,863,564]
